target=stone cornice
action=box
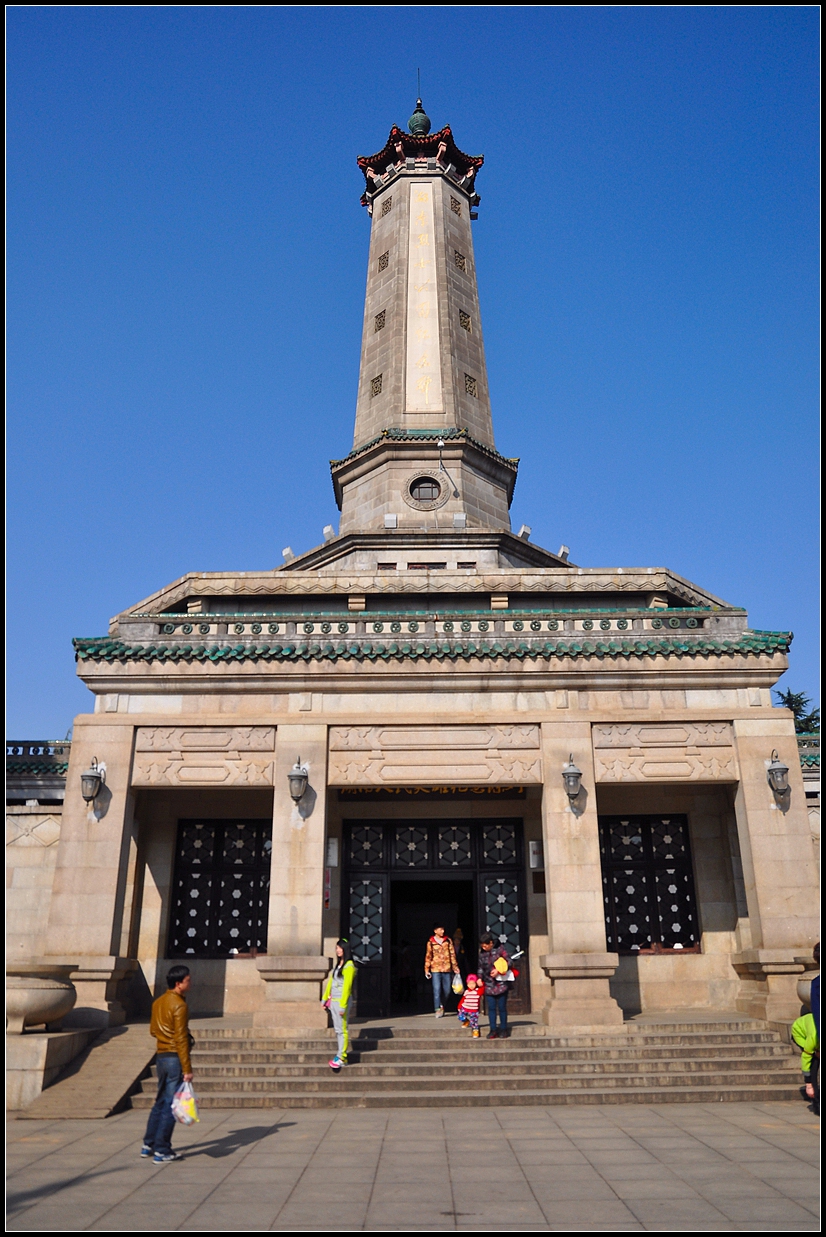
[116,567,736,622]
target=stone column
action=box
[539,722,622,1028]
[43,717,138,1027]
[254,724,330,1029]
[730,717,820,1022]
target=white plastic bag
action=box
[171,1080,200,1125]
[452,974,464,996]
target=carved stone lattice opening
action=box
[599,814,699,954]
[378,251,389,271]
[450,196,462,216]
[374,309,386,332]
[168,819,272,958]
[370,374,383,397]
[459,310,471,332]
[454,251,467,271]
[381,197,392,217]
[464,373,478,397]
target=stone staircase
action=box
[131,1018,802,1109]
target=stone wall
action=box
[6,804,63,962]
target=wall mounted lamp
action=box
[562,754,583,800]
[288,758,309,802]
[80,757,105,803]
[766,750,790,795]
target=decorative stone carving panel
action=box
[135,727,275,752]
[328,725,541,786]
[132,755,275,787]
[6,813,61,848]
[133,727,276,787]
[593,723,732,749]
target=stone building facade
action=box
[9,102,819,1034]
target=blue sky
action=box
[7,7,819,736]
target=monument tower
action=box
[295,99,568,572]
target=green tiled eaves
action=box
[74,631,792,666]
[6,760,70,776]
[331,427,518,470]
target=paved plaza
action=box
[6,1101,819,1231]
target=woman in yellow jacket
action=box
[322,939,356,1072]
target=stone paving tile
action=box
[6,1103,819,1231]
[624,1198,738,1228]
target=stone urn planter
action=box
[797,970,819,1010]
[6,963,78,1034]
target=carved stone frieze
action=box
[131,754,275,787]
[593,723,732,748]
[594,750,737,783]
[329,725,540,751]
[135,726,275,752]
[328,725,541,786]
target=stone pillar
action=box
[43,718,138,1026]
[730,718,820,1022]
[539,722,622,1028]
[254,724,331,1029]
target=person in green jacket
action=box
[322,939,356,1072]
[791,1011,819,1115]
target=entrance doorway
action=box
[391,878,475,1015]
[342,818,529,1017]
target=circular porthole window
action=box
[403,471,450,511]
[410,477,441,502]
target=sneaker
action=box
[140,1144,153,1159]
[472,1029,481,1038]
[487,1030,498,1039]
[153,1152,183,1163]
[436,1007,444,1018]
[329,1056,343,1072]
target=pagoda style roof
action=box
[74,626,791,669]
[358,125,483,204]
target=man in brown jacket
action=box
[141,965,194,1163]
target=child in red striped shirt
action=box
[457,974,482,1038]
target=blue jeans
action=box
[431,971,452,1012]
[487,990,509,1034]
[143,1053,183,1155]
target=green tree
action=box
[773,689,820,734]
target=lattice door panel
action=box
[168,819,272,958]
[654,868,699,950]
[437,824,473,867]
[393,825,429,868]
[604,867,654,952]
[599,814,699,954]
[483,877,521,952]
[349,878,384,963]
[347,825,384,868]
[482,822,518,866]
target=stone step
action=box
[191,1029,783,1053]
[190,1048,791,1068]
[180,1057,797,1082]
[160,1058,801,1088]
[131,1081,802,1110]
[191,1018,767,1041]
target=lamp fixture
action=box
[562,754,582,800]
[766,750,790,795]
[80,757,105,803]
[288,758,309,802]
